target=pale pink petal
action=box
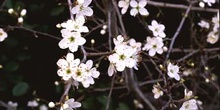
[138,0,147,8]
[139,8,149,16]
[130,8,138,16]
[82,7,93,16]
[58,39,70,49]
[130,0,137,7]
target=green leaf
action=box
[116,103,130,110]
[4,61,19,72]
[12,82,29,96]
[49,6,65,16]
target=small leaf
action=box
[4,61,19,72]
[12,82,29,96]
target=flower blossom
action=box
[148,20,166,38]
[118,0,130,14]
[71,0,93,18]
[179,89,198,110]
[61,16,89,33]
[27,100,39,107]
[7,101,18,110]
[57,53,80,81]
[167,62,180,81]
[206,31,219,44]
[108,35,141,76]
[142,37,164,57]
[198,20,210,29]
[58,29,86,52]
[152,84,163,99]
[0,28,8,42]
[202,0,216,6]
[130,0,149,16]
[60,98,81,110]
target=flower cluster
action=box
[142,20,166,56]
[179,89,198,110]
[57,53,100,88]
[0,28,8,42]
[8,8,27,24]
[118,0,149,16]
[108,35,141,76]
[198,12,219,44]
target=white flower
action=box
[27,100,39,107]
[58,30,86,52]
[198,20,210,29]
[206,31,219,44]
[61,16,89,33]
[57,53,80,81]
[40,104,48,110]
[167,62,180,81]
[8,8,14,14]
[60,98,81,110]
[152,84,163,99]
[148,20,166,38]
[7,101,18,110]
[0,28,8,42]
[142,37,164,56]
[71,0,93,18]
[184,89,193,99]
[130,0,149,16]
[212,12,219,32]
[179,99,198,110]
[118,0,130,14]
[203,0,216,6]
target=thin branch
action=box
[147,0,218,13]
[105,73,116,110]
[165,3,193,64]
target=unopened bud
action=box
[199,2,205,8]
[100,29,106,35]
[18,17,23,23]
[163,46,168,52]
[48,102,55,108]
[20,9,27,16]
[91,39,95,44]
[56,24,61,28]
[8,8,14,14]
[102,25,107,30]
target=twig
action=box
[147,0,218,13]
[165,3,193,64]
[105,73,116,110]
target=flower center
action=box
[76,70,82,76]
[66,69,71,74]
[153,45,157,49]
[0,32,3,36]
[119,54,126,60]
[69,37,75,42]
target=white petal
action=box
[149,49,156,56]
[156,48,163,54]
[86,60,93,69]
[69,44,79,52]
[81,26,89,33]
[108,64,115,76]
[167,72,175,78]
[139,8,149,16]
[118,1,126,7]
[58,39,70,49]
[130,8,138,16]
[66,53,74,63]
[71,5,80,14]
[121,7,128,14]
[138,0,147,8]
[82,7,93,16]
[83,0,92,7]
[71,102,81,108]
[91,69,100,78]
[57,59,68,68]
[130,0,138,7]
[76,37,86,45]
[174,74,180,81]
[116,62,126,71]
